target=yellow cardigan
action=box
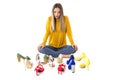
[42,16,74,48]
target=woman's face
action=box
[53,8,61,19]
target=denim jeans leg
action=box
[39,46,59,58]
[58,45,76,55]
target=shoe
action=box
[57,54,63,63]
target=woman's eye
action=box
[58,11,60,13]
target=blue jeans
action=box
[39,45,76,58]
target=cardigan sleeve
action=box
[42,17,51,46]
[65,16,75,45]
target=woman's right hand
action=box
[37,44,45,51]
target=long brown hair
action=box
[51,3,66,32]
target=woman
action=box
[38,3,78,58]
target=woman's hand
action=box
[37,44,45,51]
[72,44,78,51]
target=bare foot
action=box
[61,54,71,58]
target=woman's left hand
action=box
[72,44,78,51]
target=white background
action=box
[0,0,120,80]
